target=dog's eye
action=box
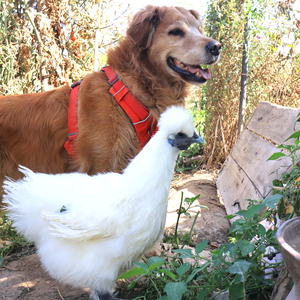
[168,29,184,37]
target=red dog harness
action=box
[64,67,157,160]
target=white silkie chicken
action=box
[3,106,204,300]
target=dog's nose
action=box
[205,41,221,56]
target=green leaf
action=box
[133,262,148,270]
[184,194,200,205]
[162,269,176,280]
[229,283,244,300]
[235,210,248,218]
[241,241,255,256]
[196,288,210,300]
[258,245,266,253]
[196,274,206,280]
[117,267,147,280]
[184,212,191,218]
[277,144,293,152]
[127,280,137,289]
[278,198,285,218]
[164,282,187,300]
[176,262,190,277]
[225,214,236,219]
[285,131,300,141]
[195,240,208,254]
[127,274,145,289]
[267,152,287,161]
[0,256,3,268]
[244,203,264,220]
[262,194,283,208]
[148,256,165,265]
[149,262,165,271]
[229,260,253,282]
[186,263,209,283]
[194,204,209,210]
[294,113,300,130]
[172,249,193,258]
[258,224,266,236]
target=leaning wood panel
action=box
[216,155,262,216]
[246,101,300,145]
[231,129,292,197]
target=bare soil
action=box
[0,170,230,300]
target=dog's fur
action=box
[0,5,220,199]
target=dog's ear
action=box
[127,6,161,49]
[189,9,204,34]
[189,9,200,20]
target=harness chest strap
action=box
[101,66,158,148]
[64,80,81,161]
[101,66,149,122]
[64,68,158,160]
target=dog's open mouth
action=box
[167,57,211,83]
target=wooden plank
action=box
[216,155,262,215]
[218,101,299,219]
[246,101,300,145]
[231,129,292,197]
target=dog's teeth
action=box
[180,63,185,68]
[196,71,200,77]
[174,59,180,64]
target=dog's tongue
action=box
[188,65,211,80]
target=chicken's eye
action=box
[177,132,186,137]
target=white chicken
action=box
[3,106,204,300]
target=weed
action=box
[0,214,34,267]
[119,193,282,300]
[267,112,300,221]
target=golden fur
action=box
[0,5,220,200]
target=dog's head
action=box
[127,5,221,85]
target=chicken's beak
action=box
[190,132,204,145]
[169,131,204,150]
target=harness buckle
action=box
[71,80,82,89]
[68,132,77,141]
[108,73,119,85]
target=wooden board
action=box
[246,101,300,145]
[217,101,300,220]
[217,155,262,215]
[230,129,292,197]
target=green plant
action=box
[164,193,208,249]
[0,214,34,267]
[267,112,300,221]
[118,192,283,300]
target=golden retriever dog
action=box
[0,5,221,199]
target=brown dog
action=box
[0,5,220,199]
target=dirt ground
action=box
[0,170,231,300]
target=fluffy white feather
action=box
[3,106,203,300]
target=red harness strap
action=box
[101,66,157,149]
[64,80,82,161]
[64,68,157,160]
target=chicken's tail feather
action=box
[3,166,51,243]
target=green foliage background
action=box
[203,0,300,167]
[0,0,130,95]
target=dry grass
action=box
[203,0,300,168]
